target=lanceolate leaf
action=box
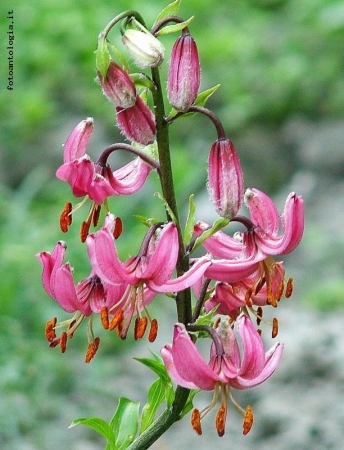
[69,417,115,443]
[153,0,182,28]
[140,378,166,433]
[95,35,111,78]
[135,354,171,383]
[194,84,221,107]
[110,397,140,450]
[183,194,196,246]
[155,17,194,37]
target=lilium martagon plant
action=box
[36,1,304,448]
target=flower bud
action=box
[116,96,156,145]
[122,29,165,68]
[207,139,244,219]
[168,34,200,111]
[97,60,136,109]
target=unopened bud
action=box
[207,139,244,219]
[98,60,136,109]
[167,33,200,111]
[122,28,164,68]
[116,96,156,145]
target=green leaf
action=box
[154,192,178,223]
[69,417,115,443]
[130,73,155,91]
[153,0,182,27]
[134,353,170,383]
[192,217,230,252]
[183,194,196,246]
[155,17,194,37]
[194,84,221,107]
[95,35,111,78]
[167,85,221,121]
[107,41,131,72]
[140,378,166,433]
[110,397,140,450]
[134,215,159,227]
[180,390,200,419]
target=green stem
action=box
[126,387,190,450]
[150,66,192,325]
[126,67,193,450]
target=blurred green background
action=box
[1,0,344,448]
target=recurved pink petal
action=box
[108,158,152,195]
[254,192,304,255]
[36,241,67,298]
[147,256,211,293]
[244,188,279,235]
[63,117,94,163]
[87,228,129,285]
[236,314,265,379]
[141,223,179,284]
[161,345,200,390]
[229,342,284,390]
[167,324,221,390]
[53,264,85,313]
[194,221,243,259]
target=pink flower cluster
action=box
[37,14,304,437]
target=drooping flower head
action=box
[56,118,152,240]
[36,240,126,362]
[161,313,283,436]
[87,214,211,340]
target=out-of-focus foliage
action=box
[1,0,344,448]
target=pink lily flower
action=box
[86,214,211,338]
[36,241,125,358]
[205,260,287,317]
[242,188,304,255]
[56,117,152,204]
[161,313,283,435]
[194,221,265,282]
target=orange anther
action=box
[243,405,254,435]
[285,278,294,298]
[92,204,101,227]
[148,318,158,342]
[100,306,109,330]
[59,202,72,232]
[113,217,123,239]
[109,309,124,331]
[85,337,100,363]
[256,306,263,325]
[272,317,278,338]
[134,316,148,340]
[80,220,90,243]
[191,408,202,435]
[45,317,57,342]
[60,331,68,353]
[215,405,226,437]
